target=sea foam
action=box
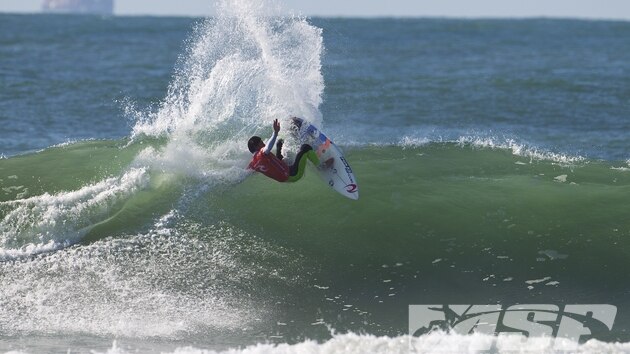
[87,332,630,354]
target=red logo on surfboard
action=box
[345,184,358,193]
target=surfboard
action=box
[290,117,359,200]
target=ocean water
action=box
[1,1,630,353]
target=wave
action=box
[1,139,629,259]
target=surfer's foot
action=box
[320,157,334,170]
[276,139,284,160]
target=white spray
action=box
[132,0,325,181]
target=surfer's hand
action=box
[273,119,281,133]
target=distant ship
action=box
[42,0,114,15]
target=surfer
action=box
[248,119,326,182]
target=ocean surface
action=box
[1,1,630,353]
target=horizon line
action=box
[1,10,629,22]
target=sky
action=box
[1,0,630,19]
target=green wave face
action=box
[3,141,630,262]
[220,144,630,251]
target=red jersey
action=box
[248,149,290,182]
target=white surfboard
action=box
[290,117,359,200]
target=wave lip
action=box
[456,136,586,164]
[390,134,587,165]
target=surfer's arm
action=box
[263,131,278,155]
[263,119,281,155]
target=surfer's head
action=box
[248,136,264,153]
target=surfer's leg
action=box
[286,145,320,183]
[289,144,313,176]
